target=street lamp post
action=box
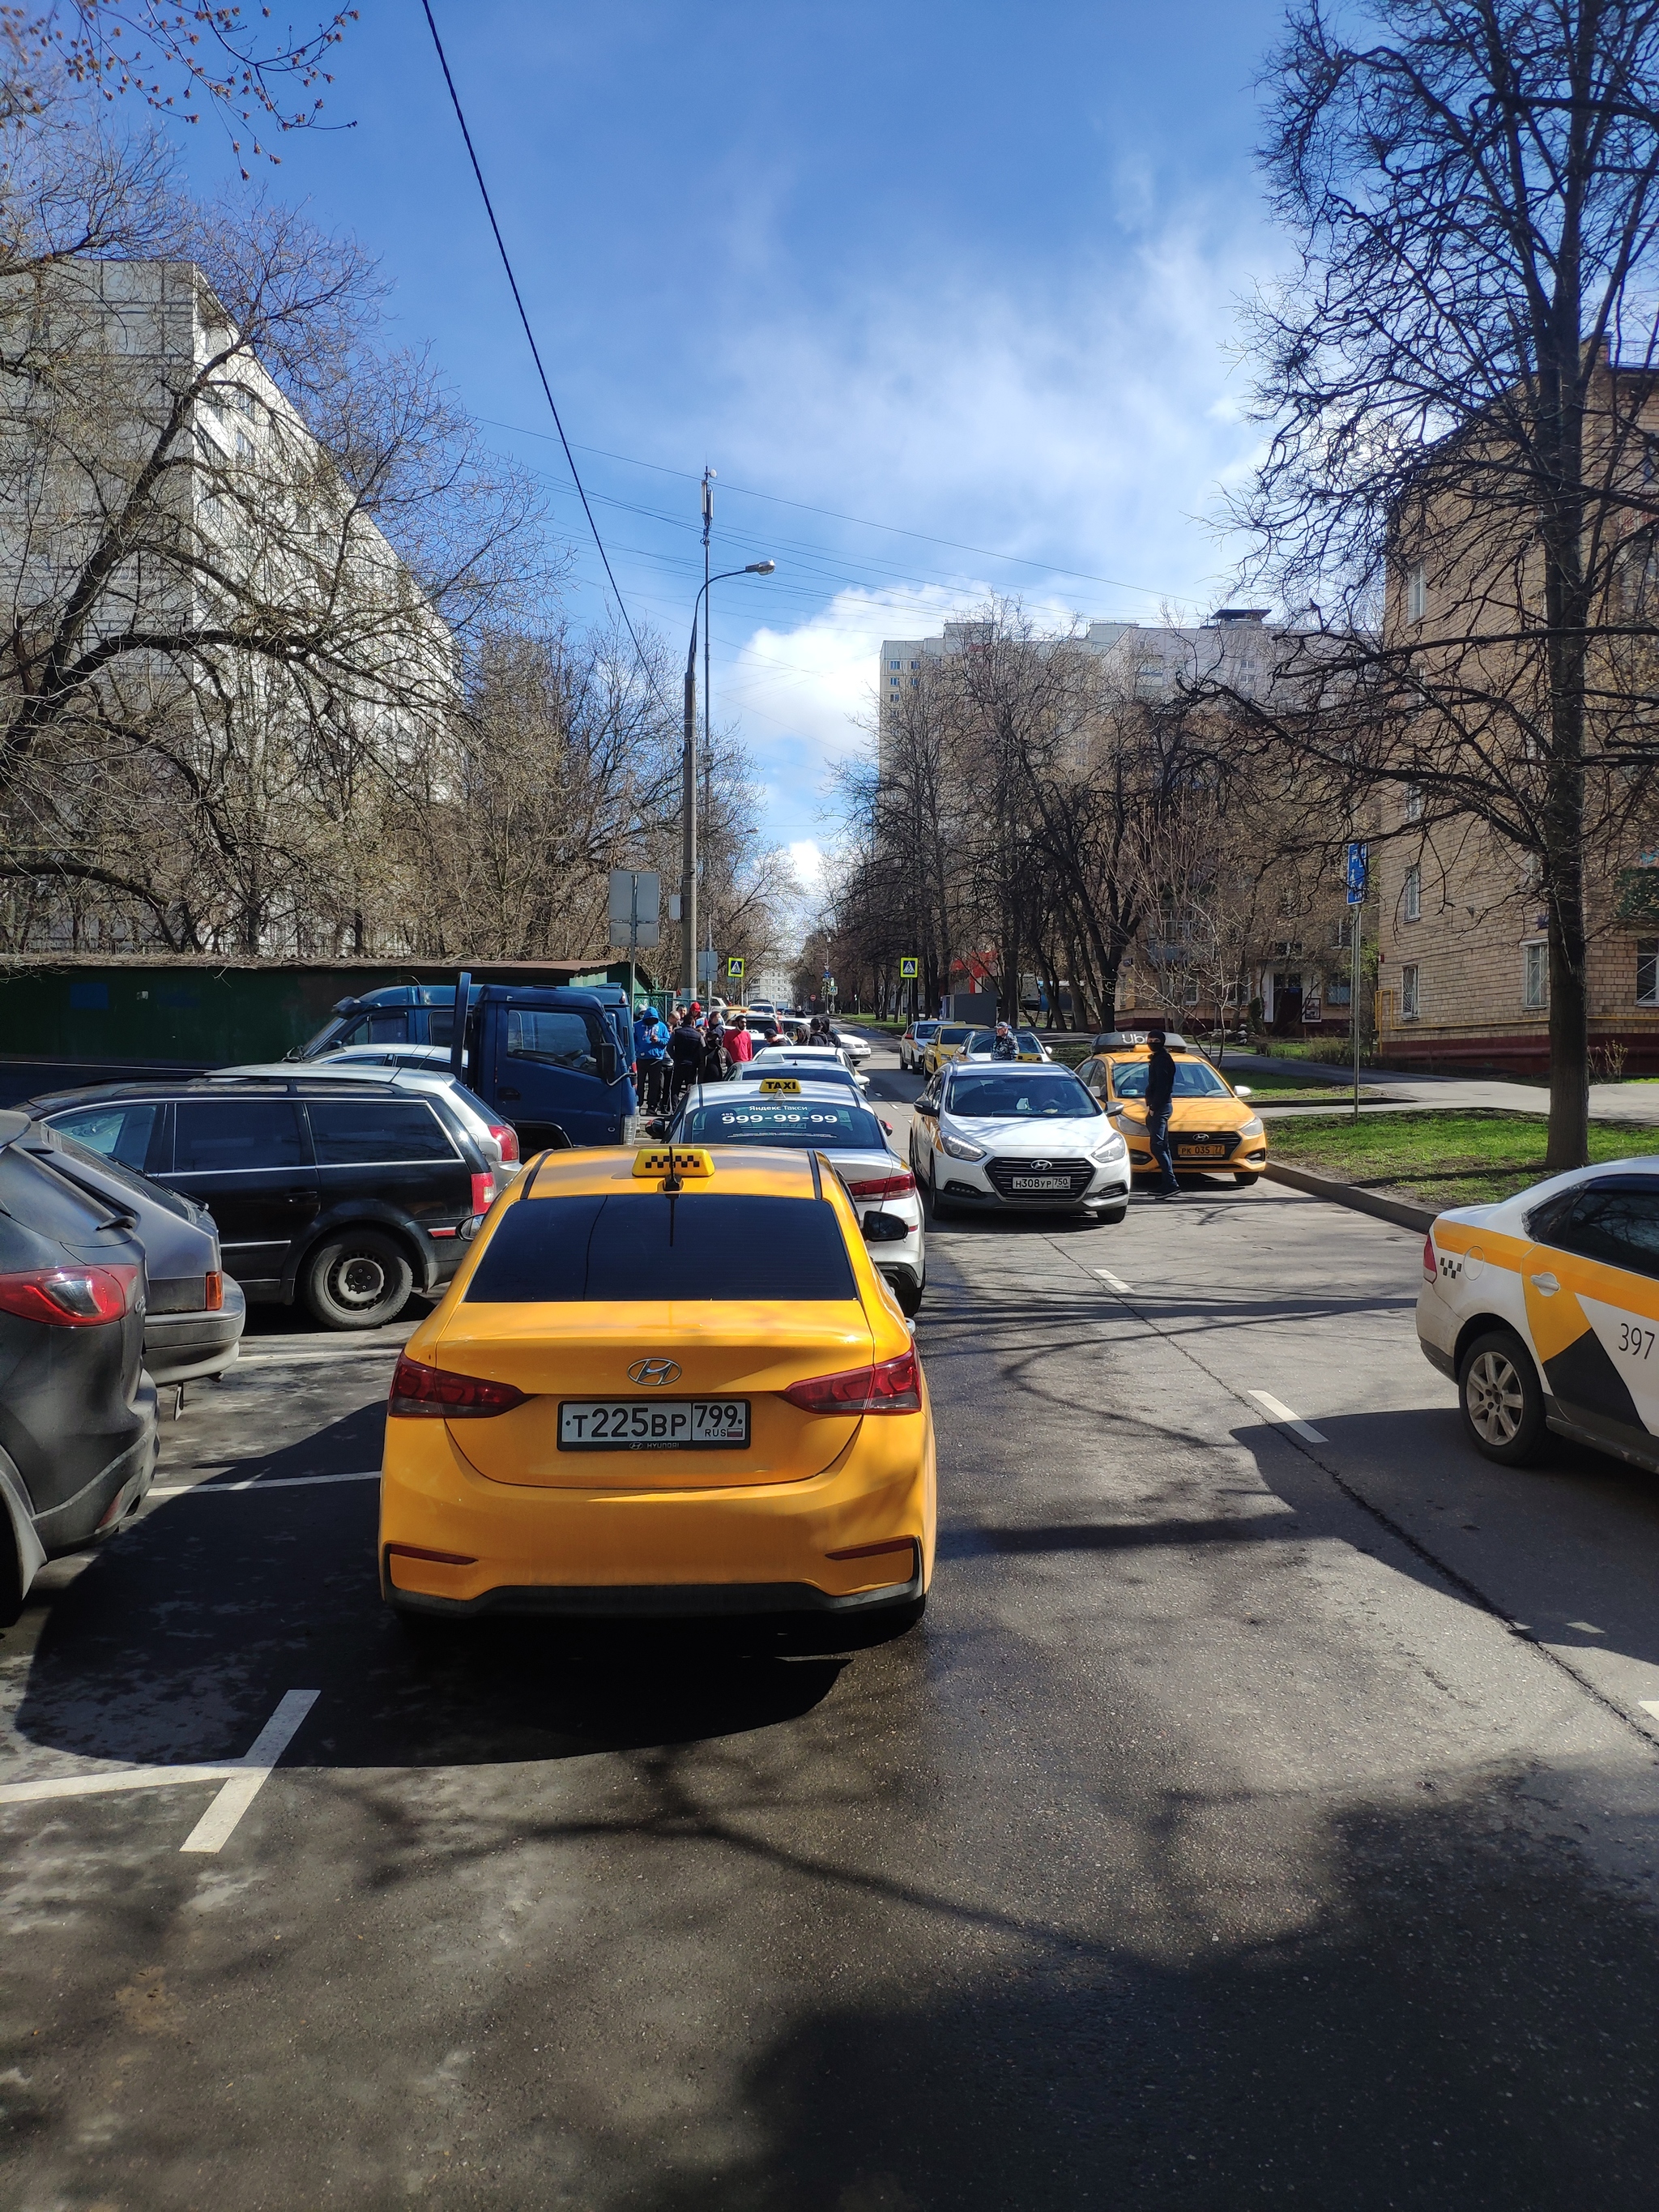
[681,553,774,997]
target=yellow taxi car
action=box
[1418,1156,1659,1470]
[1073,1031,1269,1186]
[919,1022,975,1078]
[379,1140,935,1633]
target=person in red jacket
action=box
[726,1018,755,1064]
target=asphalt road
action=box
[6,1032,1659,2207]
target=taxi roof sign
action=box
[632,1145,714,1180]
[757,1076,803,1094]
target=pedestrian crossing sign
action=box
[726,955,745,982]
[899,956,919,978]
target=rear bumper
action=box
[32,1394,159,1555]
[380,1404,936,1616]
[386,1559,923,1621]
[143,1279,246,1384]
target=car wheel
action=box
[1234,1170,1262,1188]
[303,1228,415,1330]
[1457,1329,1546,1465]
[893,1273,923,1316]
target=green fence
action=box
[0,958,646,1068]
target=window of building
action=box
[1405,783,1422,822]
[1404,865,1422,922]
[1401,963,1420,1018]
[1639,939,1659,1006]
[889,660,901,670]
[1406,564,1427,621]
[1524,941,1547,1009]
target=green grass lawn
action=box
[1269,1108,1659,1211]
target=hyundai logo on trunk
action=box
[628,1357,682,1387]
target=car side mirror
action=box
[599,1040,620,1084]
[862,1210,910,1244]
[459,1212,484,1242]
[1234,1084,1252,1100]
[880,1118,894,1134]
[914,1100,936,1118]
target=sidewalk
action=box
[1218,1049,1659,1129]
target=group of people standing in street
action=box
[632,1001,774,1111]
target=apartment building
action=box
[1367,344,1659,1074]
[1372,803,1659,1072]
[0,258,456,956]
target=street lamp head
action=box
[746,560,776,574]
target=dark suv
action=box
[23,1078,500,1330]
[0,1110,156,1618]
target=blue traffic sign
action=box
[1346,841,1368,905]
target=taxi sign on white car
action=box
[1418,1155,1659,1470]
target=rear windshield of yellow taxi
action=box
[937,1026,970,1045]
[464,1192,859,1302]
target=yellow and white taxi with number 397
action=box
[1418,1155,1659,1469]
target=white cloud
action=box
[683,184,1293,852]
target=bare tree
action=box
[0,111,548,952]
[1231,0,1659,1165]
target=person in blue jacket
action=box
[633,1004,671,1112]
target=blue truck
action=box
[297,974,637,1151]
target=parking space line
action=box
[1248,1390,1329,1445]
[148,1470,379,1498]
[0,1689,319,1832]
[1094,1269,1133,1292]
[180,1691,319,1854]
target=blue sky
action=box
[170,0,1292,887]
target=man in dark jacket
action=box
[1144,1030,1180,1199]
[667,1010,706,1103]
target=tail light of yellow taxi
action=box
[783,1347,921,1414]
[1423,1233,1437,1284]
[389,1353,526,1418]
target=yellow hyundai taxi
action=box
[920,1023,974,1078]
[379,1141,935,1633]
[1073,1031,1269,1186]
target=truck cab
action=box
[457,983,633,1151]
[299,979,636,1151]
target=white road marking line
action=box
[148,1469,379,1498]
[0,1689,318,1825]
[1248,1390,1329,1445]
[1566,1621,1607,1634]
[181,1690,319,1855]
[1094,1269,1132,1292]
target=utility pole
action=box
[702,468,714,990]
[682,618,697,999]
[682,546,777,1004]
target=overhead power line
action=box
[476,412,1194,607]
[418,1,658,690]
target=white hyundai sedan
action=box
[908,1062,1130,1221]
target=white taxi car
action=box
[908,1060,1130,1221]
[1418,1156,1659,1468]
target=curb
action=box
[1264,1159,1436,1234]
